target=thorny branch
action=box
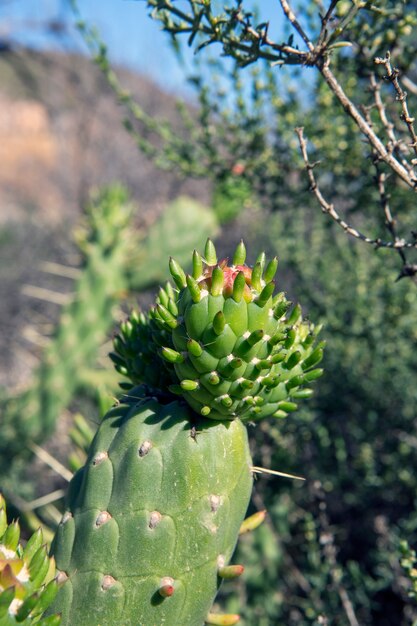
[375,52,417,163]
[296,127,417,253]
[143,0,417,273]
[362,95,408,268]
[369,73,412,176]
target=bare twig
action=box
[375,52,417,162]
[278,0,314,52]
[369,73,413,176]
[296,127,417,250]
[318,59,417,189]
[362,101,408,266]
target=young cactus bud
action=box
[150,239,325,421]
[169,257,187,289]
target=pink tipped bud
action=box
[158,577,175,598]
[218,564,245,579]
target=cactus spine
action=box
[50,240,323,625]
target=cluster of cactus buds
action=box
[0,495,61,625]
[116,239,324,421]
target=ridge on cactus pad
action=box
[0,494,61,626]
[50,239,324,626]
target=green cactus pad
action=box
[152,239,323,421]
[49,388,253,626]
[0,494,60,625]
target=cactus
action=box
[49,240,323,625]
[0,495,61,626]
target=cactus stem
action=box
[239,510,267,535]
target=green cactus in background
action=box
[49,239,323,625]
[0,494,61,626]
[0,189,218,492]
[0,186,133,483]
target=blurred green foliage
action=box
[218,207,417,624]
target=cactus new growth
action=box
[0,495,61,626]
[154,239,324,420]
[50,240,323,625]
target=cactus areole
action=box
[50,240,324,626]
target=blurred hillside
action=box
[0,46,209,388]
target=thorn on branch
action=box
[396,264,417,282]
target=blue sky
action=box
[0,0,192,93]
[0,0,290,94]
